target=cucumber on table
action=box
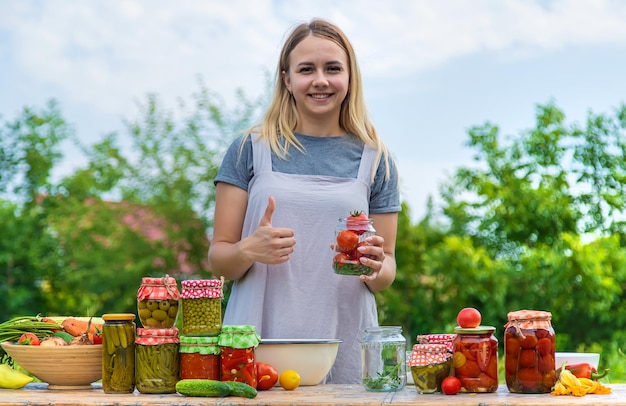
[176,379,230,397]
[224,380,258,398]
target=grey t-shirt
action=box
[214,133,401,214]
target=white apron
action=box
[223,134,379,384]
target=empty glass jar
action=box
[361,326,406,392]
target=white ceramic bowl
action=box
[555,352,600,369]
[255,338,341,386]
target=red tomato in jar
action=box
[256,362,279,390]
[333,253,352,266]
[346,210,368,231]
[336,230,359,253]
[441,376,462,395]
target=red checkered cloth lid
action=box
[408,343,453,367]
[416,333,456,352]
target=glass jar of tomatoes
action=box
[452,326,498,393]
[504,310,556,393]
[179,335,221,380]
[218,325,261,388]
[333,212,375,276]
[137,275,180,328]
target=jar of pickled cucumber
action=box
[135,327,180,394]
[180,335,221,380]
[181,279,223,336]
[504,310,556,393]
[102,313,136,394]
[333,213,376,276]
[361,326,407,392]
[137,275,180,328]
[218,325,261,388]
[409,343,453,393]
[453,325,498,393]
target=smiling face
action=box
[282,35,350,134]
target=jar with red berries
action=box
[333,211,375,276]
[504,310,556,393]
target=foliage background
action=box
[1,84,625,382]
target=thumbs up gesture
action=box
[246,196,296,265]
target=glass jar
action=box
[179,335,221,380]
[409,343,453,394]
[360,326,406,392]
[181,279,223,336]
[504,310,556,393]
[135,327,180,394]
[218,325,261,388]
[102,313,136,394]
[137,275,180,328]
[453,325,498,393]
[333,214,376,276]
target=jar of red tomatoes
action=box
[218,325,260,388]
[504,310,556,393]
[179,335,221,380]
[333,211,375,276]
[452,326,498,393]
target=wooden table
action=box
[1,383,625,405]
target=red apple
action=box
[457,307,482,328]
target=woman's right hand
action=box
[242,195,296,265]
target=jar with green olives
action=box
[135,327,180,394]
[181,279,223,336]
[137,275,180,328]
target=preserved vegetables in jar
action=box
[135,327,180,394]
[453,326,498,393]
[180,335,220,380]
[137,275,180,328]
[409,343,452,394]
[504,310,556,393]
[333,212,376,276]
[181,279,223,336]
[361,326,406,392]
[102,313,136,394]
[218,325,260,387]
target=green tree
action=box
[393,101,626,379]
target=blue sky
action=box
[1,0,626,221]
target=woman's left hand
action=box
[357,235,385,282]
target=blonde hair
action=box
[248,18,392,180]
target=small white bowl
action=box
[256,338,341,386]
[555,352,600,369]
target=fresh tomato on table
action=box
[256,362,279,390]
[17,332,40,345]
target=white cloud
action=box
[3,0,626,116]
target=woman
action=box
[209,18,400,384]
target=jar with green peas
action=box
[137,276,180,328]
[180,279,223,336]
